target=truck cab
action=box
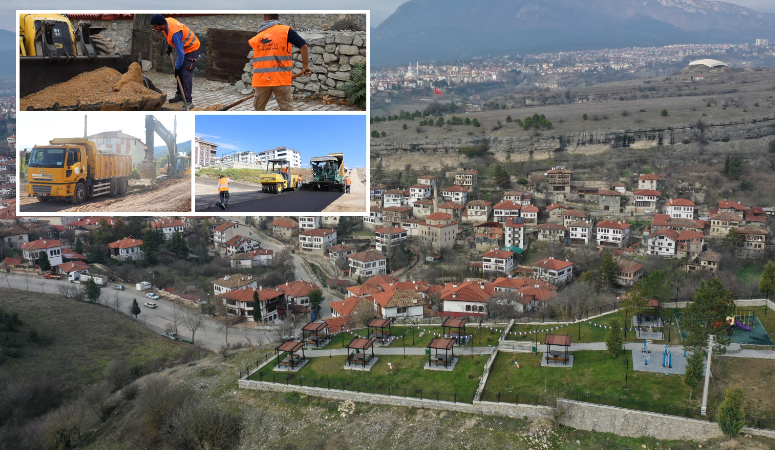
[26,144,87,200]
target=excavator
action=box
[135,115,186,183]
[19,13,159,98]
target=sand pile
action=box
[21,66,166,111]
[112,62,143,91]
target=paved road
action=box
[2,273,275,351]
[195,178,343,212]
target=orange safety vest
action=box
[218,178,229,192]
[249,25,293,87]
[345,177,352,186]
[163,18,200,53]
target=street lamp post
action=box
[621,359,629,388]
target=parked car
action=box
[113,284,126,290]
[162,331,178,340]
[144,302,157,309]
[43,273,62,279]
[146,292,160,300]
[644,209,653,214]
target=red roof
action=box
[638,173,662,181]
[246,249,273,257]
[62,249,87,260]
[213,222,237,233]
[719,200,745,211]
[467,200,493,207]
[443,185,468,192]
[677,230,706,240]
[21,239,62,250]
[564,210,587,218]
[494,200,521,210]
[545,203,568,211]
[666,198,695,207]
[482,249,515,259]
[426,212,452,220]
[711,212,742,222]
[107,237,143,249]
[634,189,661,197]
[2,257,22,266]
[522,205,539,213]
[532,257,574,271]
[219,286,284,303]
[329,296,363,317]
[56,261,89,273]
[324,316,349,333]
[328,244,355,253]
[225,235,257,247]
[438,201,465,210]
[277,280,319,298]
[598,190,621,196]
[301,228,336,236]
[504,219,526,228]
[271,218,298,229]
[151,219,185,228]
[441,281,495,303]
[348,251,386,262]
[596,220,632,230]
[375,226,408,235]
[538,223,566,231]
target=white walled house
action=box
[568,221,592,246]
[328,244,356,265]
[633,189,661,210]
[212,274,259,296]
[647,229,680,257]
[504,218,528,249]
[151,219,186,239]
[348,251,387,278]
[666,199,696,219]
[107,237,143,261]
[595,220,632,248]
[383,190,410,208]
[225,235,261,256]
[298,216,322,230]
[442,185,468,205]
[230,249,274,268]
[441,281,494,317]
[409,184,432,202]
[482,249,516,276]
[532,257,575,286]
[363,209,383,229]
[375,226,409,252]
[493,200,521,223]
[417,175,437,190]
[21,239,63,266]
[638,173,663,191]
[220,286,285,322]
[299,228,337,256]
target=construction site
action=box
[19,113,192,213]
[18,13,366,112]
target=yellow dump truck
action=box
[26,138,132,204]
[259,159,299,194]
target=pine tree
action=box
[74,237,84,255]
[84,278,101,303]
[130,299,141,318]
[717,387,745,437]
[252,290,262,322]
[758,260,775,300]
[599,253,618,288]
[684,349,704,400]
[37,252,51,272]
[309,289,324,319]
[683,277,735,351]
[605,318,624,357]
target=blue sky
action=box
[196,114,367,168]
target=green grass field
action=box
[483,351,696,414]
[737,265,765,284]
[249,354,485,402]
[322,325,503,349]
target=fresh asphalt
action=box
[195,180,343,212]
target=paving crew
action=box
[298,175,303,190]
[217,174,233,210]
[345,173,352,194]
[282,166,289,183]
[249,14,312,111]
[150,14,200,108]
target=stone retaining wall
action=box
[72,19,134,55]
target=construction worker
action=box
[281,166,289,183]
[248,14,312,111]
[345,174,352,194]
[150,14,200,108]
[217,175,232,210]
[298,175,303,190]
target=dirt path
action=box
[322,167,368,213]
[20,178,191,213]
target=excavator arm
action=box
[135,115,178,182]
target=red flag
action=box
[434,87,442,95]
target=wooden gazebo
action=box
[275,340,305,369]
[442,317,467,345]
[544,334,571,366]
[637,299,662,325]
[427,337,455,368]
[302,321,329,348]
[346,337,376,367]
[368,318,392,340]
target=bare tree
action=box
[218,343,231,359]
[181,305,206,344]
[81,381,115,423]
[219,315,239,345]
[276,316,299,343]
[113,293,122,310]
[488,291,523,320]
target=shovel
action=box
[169,53,190,112]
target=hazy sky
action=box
[16,112,193,152]
[196,114,367,168]
[4,0,775,31]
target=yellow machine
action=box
[305,152,345,192]
[19,13,145,98]
[26,138,132,204]
[159,155,192,176]
[259,159,299,194]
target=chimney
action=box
[453,283,457,288]
[452,293,456,299]
[259,286,263,291]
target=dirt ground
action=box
[19,177,191,213]
[322,167,368,213]
[713,357,775,424]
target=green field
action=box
[483,351,696,414]
[249,354,485,402]
[196,167,266,184]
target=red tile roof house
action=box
[220,286,286,322]
[595,220,632,248]
[665,198,696,219]
[537,223,567,243]
[521,205,539,227]
[230,249,273,268]
[482,249,516,277]
[568,220,592,246]
[225,235,261,256]
[614,258,644,286]
[492,277,557,312]
[328,244,356,265]
[107,237,144,261]
[212,221,238,247]
[463,200,493,224]
[441,281,495,317]
[532,257,575,286]
[442,185,468,205]
[637,173,663,191]
[633,189,661,211]
[348,251,387,279]
[545,203,569,224]
[151,219,186,239]
[56,261,90,277]
[299,228,337,256]
[277,280,320,309]
[271,218,299,242]
[21,239,64,266]
[493,200,522,223]
[562,209,588,228]
[375,226,408,253]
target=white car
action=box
[113,284,126,290]
[146,292,160,300]
[144,302,157,309]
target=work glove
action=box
[166,46,173,55]
[174,68,182,79]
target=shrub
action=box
[342,63,366,109]
[660,109,669,116]
[582,113,588,120]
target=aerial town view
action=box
[3,2,775,450]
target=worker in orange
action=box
[281,166,289,184]
[249,14,311,111]
[217,174,233,210]
[298,175,303,190]
[150,14,200,108]
[345,173,352,194]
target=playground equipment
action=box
[661,345,673,369]
[726,309,755,332]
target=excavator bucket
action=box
[135,161,157,183]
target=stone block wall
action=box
[238,31,366,98]
[71,19,134,55]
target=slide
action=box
[735,320,751,332]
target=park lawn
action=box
[321,329,369,349]
[321,326,502,349]
[507,321,609,343]
[483,351,695,411]
[737,265,764,284]
[589,310,683,345]
[249,354,485,402]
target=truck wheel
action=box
[119,178,128,194]
[37,197,50,202]
[277,185,283,194]
[71,182,86,205]
[109,179,119,197]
